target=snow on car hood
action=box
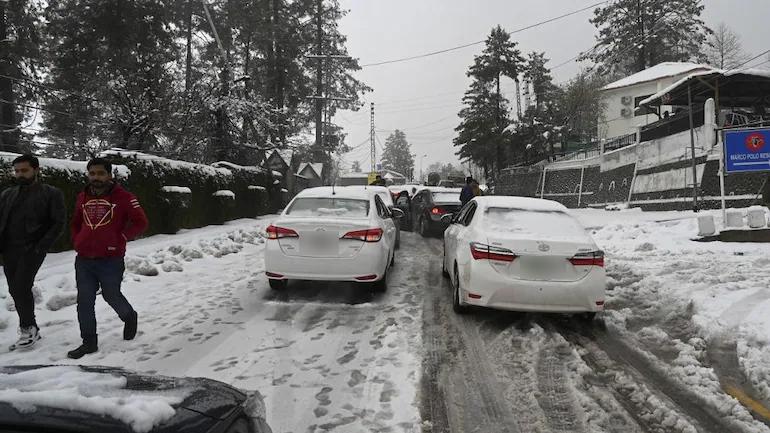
[0,366,190,433]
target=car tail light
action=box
[341,228,383,242]
[569,251,605,267]
[470,242,517,262]
[431,207,447,215]
[266,225,299,240]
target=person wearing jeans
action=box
[0,154,65,350]
[68,157,148,359]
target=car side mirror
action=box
[440,213,454,223]
[390,207,405,219]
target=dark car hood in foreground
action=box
[0,365,249,433]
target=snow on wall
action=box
[161,186,192,194]
[211,161,266,174]
[0,152,131,179]
[635,126,712,170]
[632,164,706,194]
[213,190,235,198]
[248,185,267,191]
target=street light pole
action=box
[419,154,428,184]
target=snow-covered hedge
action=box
[0,150,279,250]
[102,149,278,232]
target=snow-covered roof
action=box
[474,196,568,212]
[268,149,293,165]
[100,149,231,177]
[297,162,324,178]
[638,67,770,107]
[0,151,131,178]
[382,168,406,179]
[161,186,192,194]
[602,62,715,91]
[295,186,370,200]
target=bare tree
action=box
[705,22,750,70]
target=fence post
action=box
[540,167,547,199]
[577,165,585,207]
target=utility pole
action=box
[304,0,351,181]
[370,103,375,172]
[687,84,699,212]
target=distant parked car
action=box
[0,365,272,433]
[340,185,402,248]
[265,186,401,292]
[411,187,462,237]
[442,196,606,319]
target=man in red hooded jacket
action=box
[68,157,148,359]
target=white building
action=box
[599,62,714,140]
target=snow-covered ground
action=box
[572,207,770,429]
[2,208,770,432]
[0,217,423,432]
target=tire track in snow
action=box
[558,319,746,433]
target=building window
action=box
[634,95,655,116]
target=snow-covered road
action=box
[2,209,770,433]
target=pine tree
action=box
[455,26,524,177]
[585,0,711,74]
[0,0,43,152]
[42,0,178,154]
[380,130,414,178]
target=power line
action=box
[359,1,609,67]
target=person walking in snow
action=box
[67,158,148,359]
[0,154,66,350]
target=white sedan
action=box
[264,187,402,292]
[442,196,606,318]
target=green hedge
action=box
[0,151,280,253]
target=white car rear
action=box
[264,187,397,291]
[443,196,606,317]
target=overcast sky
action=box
[333,0,770,175]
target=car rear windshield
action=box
[286,198,370,218]
[432,192,460,203]
[485,208,585,237]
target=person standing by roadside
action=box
[0,154,65,350]
[67,158,148,359]
[472,179,482,197]
[460,176,474,206]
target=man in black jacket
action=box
[0,154,66,350]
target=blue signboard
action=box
[724,128,770,174]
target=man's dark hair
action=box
[465,176,473,184]
[87,157,113,174]
[12,154,39,169]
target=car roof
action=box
[295,186,371,200]
[473,196,568,212]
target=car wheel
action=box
[372,270,387,293]
[442,244,449,278]
[268,279,287,290]
[452,265,469,314]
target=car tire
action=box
[390,250,395,267]
[268,279,287,290]
[372,270,387,293]
[395,233,401,250]
[452,266,469,314]
[442,244,449,278]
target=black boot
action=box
[124,311,137,341]
[68,337,98,359]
